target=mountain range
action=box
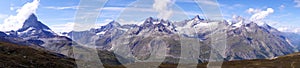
[1,13,300,66]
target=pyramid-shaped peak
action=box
[27,14,38,21]
[18,14,51,31]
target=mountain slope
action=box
[15,14,56,38]
[1,14,76,58]
[0,42,76,68]
[90,16,295,63]
[155,52,300,68]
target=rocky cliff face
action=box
[63,16,296,63]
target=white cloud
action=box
[295,0,300,7]
[246,8,261,14]
[0,0,40,31]
[153,0,174,20]
[44,6,78,10]
[248,8,274,21]
[277,26,300,34]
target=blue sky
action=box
[0,0,300,33]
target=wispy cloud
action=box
[246,8,262,14]
[44,6,78,10]
[294,0,300,7]
[177,0,220,6]
[279,5,285,10]
[225,4,244,10]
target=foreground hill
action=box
[158,52,300,68]
[101,52,300,68]
[0,42,76,68]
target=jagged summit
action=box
[18,14,51,32]
[107,20,121,27]
[231,15,246,27]
[96,21,121,32]
[14,14,56,38]
[192,15,204,21]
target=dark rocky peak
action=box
[97,21,121,32]
[245,22,259,28]
[192,15,204,21]
[143,17,155,26]
[141,17,159,28]
[0,31,7,37]
[15,14,57,38]
[18,14,51,32]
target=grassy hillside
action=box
[102,52,300,68]
[159,52,300,68]
[0,42,76,68]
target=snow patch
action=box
[18,27,35,35]
[232,20,243,27]
[96,31,106,35]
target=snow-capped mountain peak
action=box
[18,14,51,32]
[12,14,57,38]
[231,15,245,27]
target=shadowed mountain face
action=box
[19,14,51,31]
[0,32,7,37]
[16,14,56,38]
